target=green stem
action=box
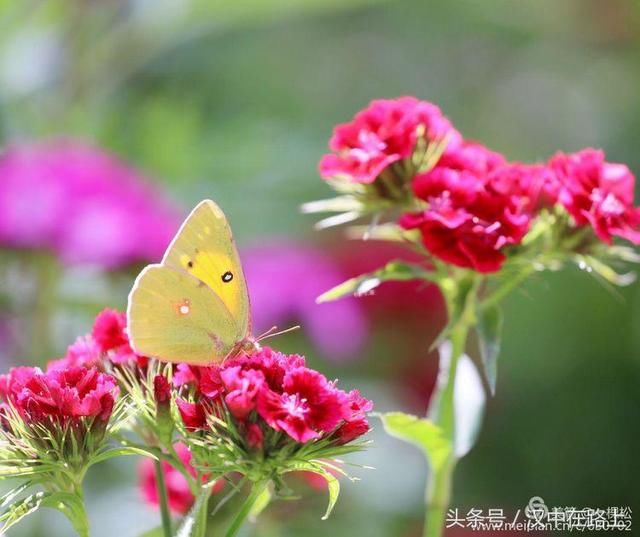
[424,323,468,537]
[194,487,210,537]
[481,265,534,312]
[154,459,173,537]
[225,480,269,537]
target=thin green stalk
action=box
[424,323,469,537]
[225,480,269,537]
[481,266,535,312]
[423,275,476,537]
[154,458,173,537]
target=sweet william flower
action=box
[0,140,179,269]
[0,365,118,450]
[220,366,265,419]
[401,142,531,273]
[92,308,128,352]
[550,148,640,244]
[177,346,372,495]
[319,96,461,185]
[48,309,148,371]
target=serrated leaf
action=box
[317,261,437,303]
[378,412,451,472]
[477,303,503,395]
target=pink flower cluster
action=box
[48,309,148,371]
[0,140,179,269]
[319,97,460,184]
[320,97,640,272]
[0,365,118,430]
[175,347,372,445]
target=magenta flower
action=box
[319,96,461,184]
[220,366,266,419]
[401,143,531,273]
[49,308,148,371]
[177,346,372,446]
[257,366,346,443]
[550,148,640,244]
[0,140,179,268]
[0,365,118,428]
[242,242,368,360]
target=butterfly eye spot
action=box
[221,271,233,283]
[175,299,191,316]
[187,260,194,268]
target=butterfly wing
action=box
[162,199,250,337]
[127,264,242,364]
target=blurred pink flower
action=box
[0,140,179,268]
[139,442,224,515]
[242,241,368,361]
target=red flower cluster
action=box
[49,308,148,371]
[400,142,530,272]
[319,97,460,184]
[320,97,640,272]
[175,347,372,445]
[550,149,640,245]
[0,365,118,429]
[139,442,223,515]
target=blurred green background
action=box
[1,0,639,535]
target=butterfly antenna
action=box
[256,325,301,342]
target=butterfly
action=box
[127,199,258,365]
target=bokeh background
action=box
[1,0,639,536]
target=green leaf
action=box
[0,482,31,509]
[317,261,437,303]
[577,255,636,287]
[248,484,271,522]
[88,446,158,468]
[476,303,503,395]
[283,463,340,520]
[0,491,48,533]
[378,412,452,472]
[0,490,89,536]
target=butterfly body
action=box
[127,200,253,365]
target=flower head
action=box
[319,97,460,185]
[0,140,179,269]
[0,365,118,449]
[401,143,531,272]
[176,346,372,489]
[550,148,640,244]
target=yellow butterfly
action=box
[126,199,256,365]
